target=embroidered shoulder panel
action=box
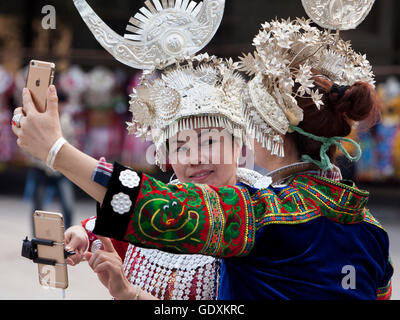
[363,208,385,230]
[99,163,377,258]
[125,174,256,257]
[288,174,369,225]
[252,185,320,229]
[253,174,370,228]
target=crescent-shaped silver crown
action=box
[301,0,375,30]
[73,0,226,69]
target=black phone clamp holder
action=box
[21,236,75,266]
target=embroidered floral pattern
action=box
[97,163,378,260]
[93,163,391,300]
[120,172,375,257]
[124,175,255,258]
[290,174,367,224]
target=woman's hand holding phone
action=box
[11,85,64,163]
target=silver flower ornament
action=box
[119,169,141,189]
[111,192,132,215]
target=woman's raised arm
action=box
[12,86,106,204]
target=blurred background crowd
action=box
[2,66,400,186]
[0,0,399,192]
[0,64,157,194]
[0,0,399,299]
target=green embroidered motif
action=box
[219,187,240,205]
[197,184,254,257]
[141,179,153,196]
[174,189,203,207]
[225,221,240,241]
[133,180,208,247]
[132,176,255,257]
[251,190,277,221]
[282,199,298,212]
[253,202,267,220]
[221,204,243,255]
[138,198,200,242]
[347,193,363,207]
[317,184,335,198]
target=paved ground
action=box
[0,196,110,300]
[0,195,399,300]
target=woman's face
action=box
[168,127,240,187]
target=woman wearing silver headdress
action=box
[66,53,256,300]
[221,0,392,299]
[18,0,259,300]
[12,0,392,299]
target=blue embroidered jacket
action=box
[218,181,393,300]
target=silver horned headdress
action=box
[301,0,375,31]
[74,1,247,169]
[73,0,225,70]
[239,0,375,158]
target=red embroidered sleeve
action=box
[93,162,270,257]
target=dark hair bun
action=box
[328,81,381,124]
[292,77,382,161]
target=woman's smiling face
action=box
[168,127,240,187]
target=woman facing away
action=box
[214,17,394,300]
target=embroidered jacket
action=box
[93,162,393,300]
[85,160,267,300]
